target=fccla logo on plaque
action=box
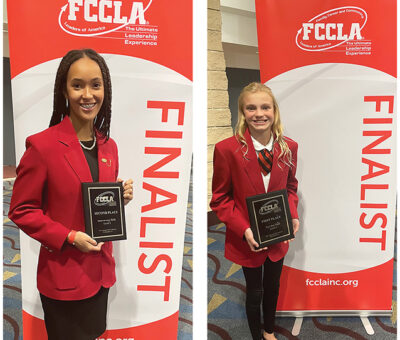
[94,191,116,206]
[296,7,367,51]
[259,199,281,215]
[58,0,153,36]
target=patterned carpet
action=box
[3,179,22,340]
[208,222,397,340]
[3,178,193,340]
[178,175,193,340]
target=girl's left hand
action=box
[118,178,133,205]
[286,218,300,243]
[292,218,300,235]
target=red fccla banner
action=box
[7,0,193,339]
[256,0,396,313]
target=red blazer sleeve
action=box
[287,142,299,219]
[210,143,249,239]
[115,141,119,180]
[8,138,70,251]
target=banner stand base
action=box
[360,316,374,335]
[291,317,303,336]
[280,310,390,337]
[276,310,392,317]
[289,316,375,336]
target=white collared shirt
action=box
[251,135,274,192]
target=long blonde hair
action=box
[234,82,292,166]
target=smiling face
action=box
[242,91,275,140]
[64,56,104,128]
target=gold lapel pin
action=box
[101,158,112,167]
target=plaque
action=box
[82,182,127,242]
[246,189,294,248]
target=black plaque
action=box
[82,182,127,242]
[246,189,294,248]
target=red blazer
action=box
[9,117,118,300]
[210,129,299,268]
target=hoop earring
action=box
[98,117,105,129]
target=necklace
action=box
[79,135,96,150]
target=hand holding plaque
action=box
[246,189,294,248]
[82,182,127,242]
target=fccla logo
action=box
[94,191,116,206]
[59,0,152,36]
[296,7,367,51]
[259,200,281,215]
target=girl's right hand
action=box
[244,228,268,252]
[72,231,104,253]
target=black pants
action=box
[40,287,109,340]
[242,257,284,340]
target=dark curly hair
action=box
[49,48,112,140]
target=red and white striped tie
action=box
[258,148,273,176]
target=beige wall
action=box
[3,1,9,57]
[207,0,233,204]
